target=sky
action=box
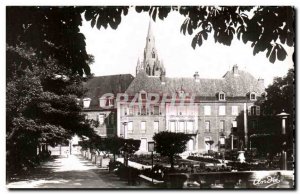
[79,7,294,87]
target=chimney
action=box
[232,64,238,75]
[194,72,200,82]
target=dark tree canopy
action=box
[6,44,97,173]
[262,68,294,116]
[7,6,294,79]
[6,6,90,76]
[153,132,191,169]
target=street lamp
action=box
[122,120,128,139]
[122,120,128,166]
[148,141,155,184]
[277,110,290,170]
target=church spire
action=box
[136,19,166,77]
[147,20,154,39]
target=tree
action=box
[6,44,97,174]
[7,6,294,79]
[153,132,191,169]
[262,68,294,116]
[260,68,294,154]
[6,6,91,76]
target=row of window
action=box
[218,92,257,101]
[168,121,195,133]
[126,121,159,134]
[85,114,114,126]
[121,105,260,117]
[203,105,260,116]
[204,120,237,133]
[124,120,239,134]
[123,105,161,116]
[82,91,260,109]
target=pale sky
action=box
[80,7,294,87]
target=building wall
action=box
[83,110,117,137]
[117,99,260,153]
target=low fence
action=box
[164,170,294,189]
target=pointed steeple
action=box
[147,20,153,38]
[136,19,166,77]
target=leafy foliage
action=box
[6,6,90,76]
[153,132,191,169]
[83,6,294,64]
[80,136,141,161]
[262,68,294,116]
[257,69,295,158]
[178,6,294,63]
[6,44,97,173]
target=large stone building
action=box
[82,21,265,154]
[82,74,134,137]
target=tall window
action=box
[219,106,226,115]
[232,120,237,128]
[153,106,159,115]
[170,121,176,132]
[141,106,147,115]
[178,121,185,133]
[219,137,225,148]
[250,93,256,100]
[83,98,91,108]
[187,121,194,133]
[205,121,210,132]
[141,121,146,133]
[106,98,114,106]
[98,114,104,125]
[249,106,260,116]
[232,106,238,116]
[140,138,147,151]
[154,121,159,133]
[220,120,225,132]
[204,106,211,115]
[128,121,133,133]
[219,92,225,101]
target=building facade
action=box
[81,21,266,154]
[81,74,134,137]
[116,22,265,154]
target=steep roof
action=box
[125,68,265,97]
[83,74,134,108]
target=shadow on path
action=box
[7,155,154,189]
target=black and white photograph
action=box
[5,5,295,189]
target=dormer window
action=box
[250,92,256,101]
[106,97,114,107]
[83,98,91,108]
[218,92,226,101]
[140,90,147,100]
